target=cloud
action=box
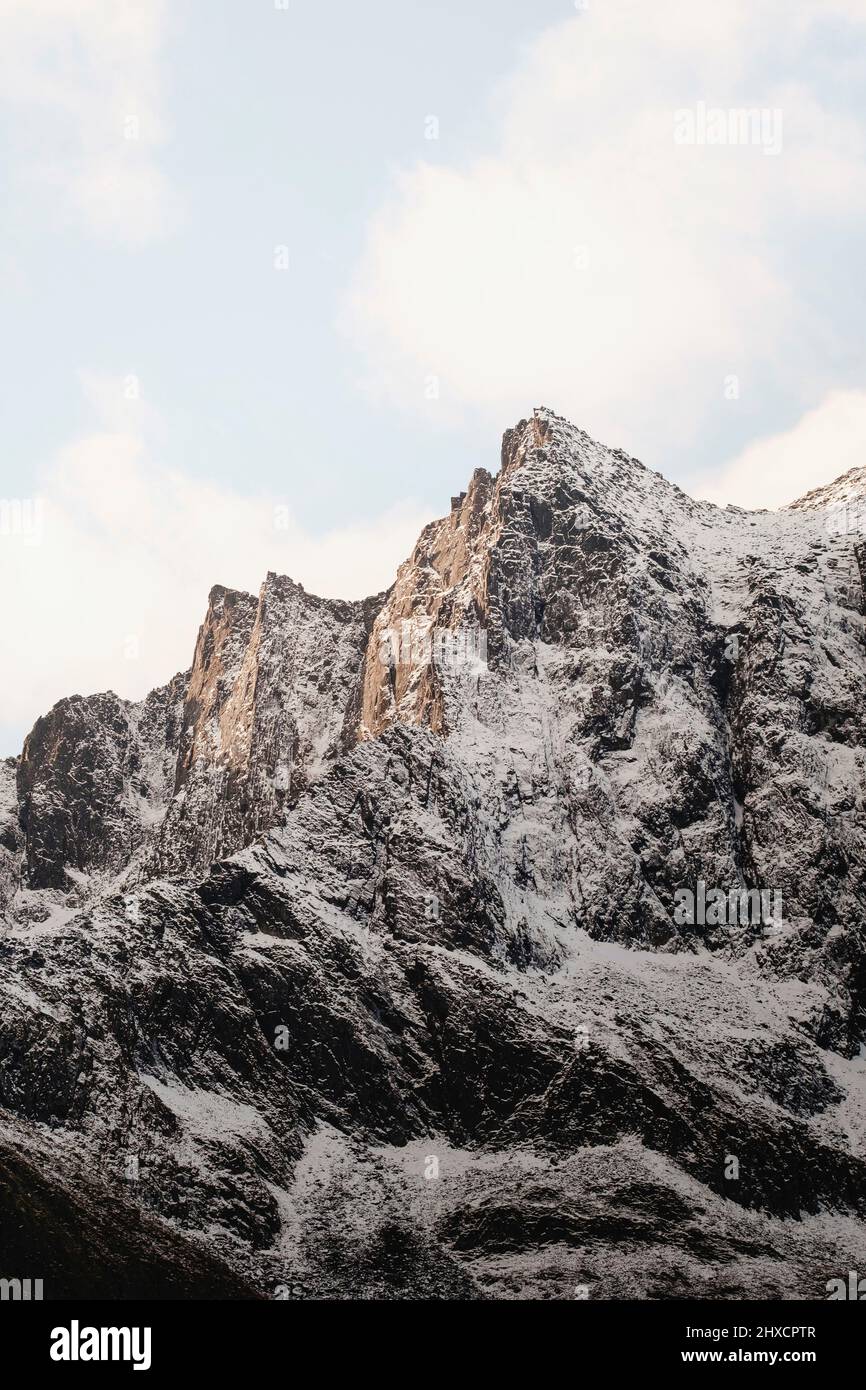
[0,377,431,750]
[344,0,866,464]
[0,0,178,244]
[695,390,866,509]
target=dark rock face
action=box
[0,1136,261,1300]
[2,408,866,1300]
[0,759,21,913]
[16,677,187,892]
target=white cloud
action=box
[0,377,430,745]
[345,0,866,463]
[0,0,177,244]
[695,390,866,509]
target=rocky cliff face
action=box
[149,574,380,877]
[16,676,188,896]
[2,408,866,1301]
[0,759,21,915]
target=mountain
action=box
[2,407,866,1301]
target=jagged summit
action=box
[514,405,861,521]
[6,407,864,901]
[788,463,866,514]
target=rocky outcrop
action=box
[0,759,21,913]
[360,467,494,738]
[5,574,383,901]
[2,407,866,1300]
[16,675,187,893]
[152,574,382,877]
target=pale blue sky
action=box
[5,0,570,528]
[2,0,866,755]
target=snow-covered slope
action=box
[2,407,865,1300]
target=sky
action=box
[1,0,866,755]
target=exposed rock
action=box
[148,574,382,877]
[16,675,187,893]
[0,758,21,913]
[2,407,866,1299]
